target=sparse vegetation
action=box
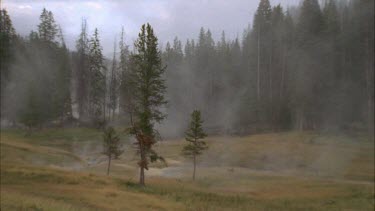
[1,129,373,210]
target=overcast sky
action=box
[2,0,299,57]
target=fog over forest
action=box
[1,0,374,138]
[0,1,374,209]
[3,0,300,56]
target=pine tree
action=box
[102,127,123,176]
[75,19,90,121]
[128,23,167,186]
[0,9,16,119]
[19,83,44,135]
[182,110,207,181]
[297,0,323,44]
[118,27,131,119]
[109,38,118,121]
[55,28,72,124]
[252,0,272,127]
[37,8,58,43]
[89,28,106,127]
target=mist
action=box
[1,1,374,210]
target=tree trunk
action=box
[269,39,274,131]
[193,153,196,181]
[107,155,111,176]
[255,27,261,132]
[139,165,145,186]
[139,140,146,186]
[278,46,287,130]
[257,28,261,102]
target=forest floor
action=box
[1,128,374,210]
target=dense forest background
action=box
[0,0,374,137]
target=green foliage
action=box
[18,84,44,129]
[130,23,167,137]
[89,28,106,126]
[0,9,16,79]
[297,0,323,42]
[102,127,123,159]
[128,23,167,184]
[118,27,132,118]
[0,9,16,118]
[108,39,119,120]
[182,110,208,157]
[75,19,90,120]
[37,8,58,43]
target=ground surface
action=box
[1,128,374,210]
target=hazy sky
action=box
[2,0,299,57]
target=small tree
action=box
[102,127,123,176]
[182,110,207,180]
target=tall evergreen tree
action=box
[89,28,106,127]
[109,38,119,121]
[54,27,72,123]
[251,0,273,128]
[128,23,167,186]
[75,19,90,121]
[118,27,131,119]
[37,8,58,43]
[0,9,16,119]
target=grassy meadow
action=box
[1,128,374,210]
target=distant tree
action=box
[247,0,273,129]
[118,27,131,119]
[128,23,167,186]
[102,127,123,176]
[108,38,119,121]
[37,8,58,43]
[75,19,90,121]
[253,0,272,104]
[54,26,72,124]
[182,110,208,181]
[19,84,44,135]
[0,9,16,119]
[89,28,106,128]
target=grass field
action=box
[1,128,374,210]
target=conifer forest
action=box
[0,0,374,210]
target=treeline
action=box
[1,9,72,130]
[162,0,374,136]
[0,0,374,137]
[1,9,124,129]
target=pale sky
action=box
[2,0,300,57]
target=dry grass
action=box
[1,128,374,210]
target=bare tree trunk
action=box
[107,155,111,176]
[269,40,274,131]
[278,45,288,131]
[257,29,261,102]
[255,27,261,132]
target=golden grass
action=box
[1,128,374,210]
